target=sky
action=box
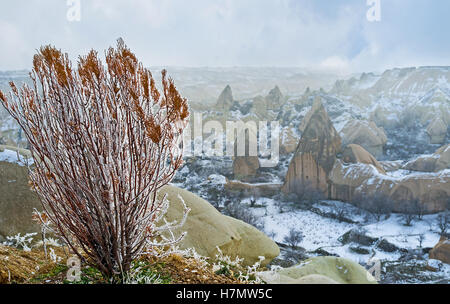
[0,0,449,74]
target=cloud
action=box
[0,0,449,73]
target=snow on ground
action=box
[364,214,441,249]
[242,196,446,266]
[250,197,354,250]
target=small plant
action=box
[2,232,37,251]
[211,247,264,284]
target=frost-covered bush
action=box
[0,39,190,281]
[2,233,37,251]
[212,247,264,284]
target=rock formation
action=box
[340,120,387,158]
[342,144,385,174]
[224,179,282,197]
[232,127,260,181]
[283,97,342,196]
[404,144,450,172]
[216,85,234,111]
[0,146,40,242]
[429,236,450,264]
[426,117,447,144]
[280,126,298,154]
[329,159,450,213]
[257,256,377,284]
[379,160,403,172]
[265,86,283,110]
[158,185,280,266]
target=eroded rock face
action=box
[429,236,450,264]
[341,144,385,174]
[329,159,450,213]
[158,185,280,266]
[379,160,404,172]
[426,118,447,144]
[232,127,260,181]
[404,144,450,172]
[283,97,341,196]
[0,146,40,241]
[216,85,234,111]
[224,180,282,197]
[340,120,387,158]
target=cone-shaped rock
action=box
[233,126,260,180]
[266,86,283,110]
[282,97,341,196]
[216,85,234,111]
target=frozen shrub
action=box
[0,39,190,281]
[1,233,37,251]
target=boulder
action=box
[341,144,385,174]
[429,236,450,264]
[0,146,40,241]
[158,185,280,266]
[404,144,450,172]
[329,159,450,213]
[272,256,377,284]
[426,118,447,144]
[340,120,387,158]
[283,97,342,196]
[216,85,234,111]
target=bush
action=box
[283,229,304,249]
[293,180,325,208]
[223,202,264,231]
[0,40,190,281]
[352,193,393,222]
[437,212,449,237]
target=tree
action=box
[283,229,304,249]
[437,212,449,237]
[0,39,190,281]
[400,202,417,227]
[352,192,392,222]
[294,180,325,208]
[417,234,425,248]
[223,201,264,231]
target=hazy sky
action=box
[1,0,449,73]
